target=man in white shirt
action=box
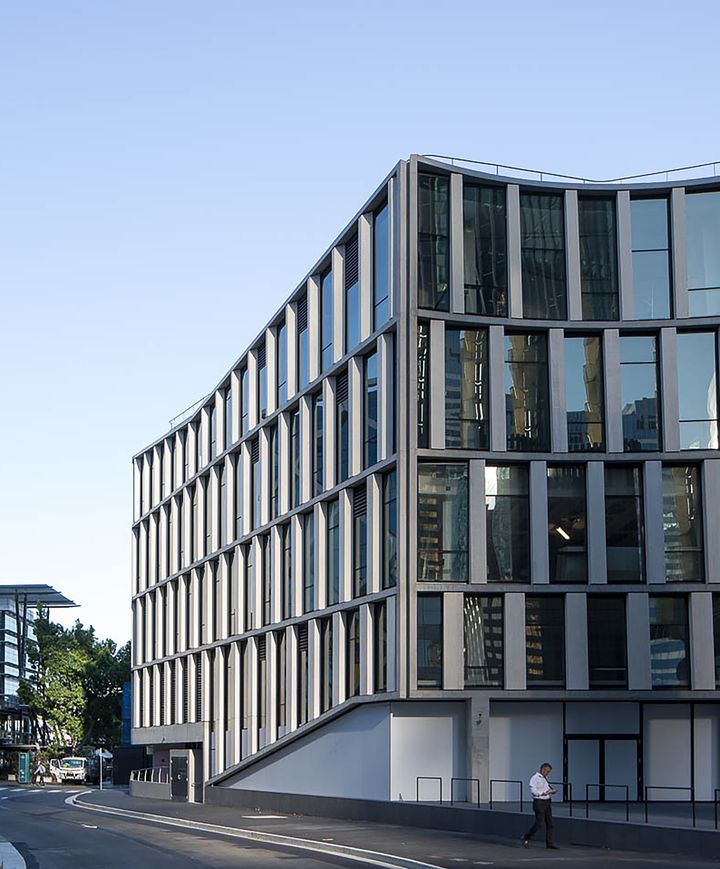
[521,763,558,849]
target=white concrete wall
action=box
[693,704,720,801]
[644,704,691,800]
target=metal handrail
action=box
[549,780,574,817]
[644,785,695,828]
[584,783,630,822]
[489,778,523,811]
[450,777,480,807]
[416,776,442,803]
[130,766,169,785]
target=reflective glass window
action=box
[445,328,489,449]
[383,470,398,589]
[241,368,249,435]
[417,595,443,688]
[282,523,292,620]
[277,322,287,406]
[605,465,644,583]
[364,353,378,467]
[374,202,390,327]
[565,335,604,451]
[663,466,704,582]
[418,174,450,311]
[313,392,324,496]
[327,499,340,606]
[353,487,367,598]
[417,323,430,448]
[291,408,301,509]
[374,601,388,692]
[417,464,469,582]
[678,332,718,449]
[649,596,689,688]
[620,335,660,451]
[714,595,720,688]
[579,196,619,320]
[463,596,503,687]
[486,464,529,582]
[303,512,315,613]
[686,190,720,316]
[336,373,349,483]
[630,199,671,319]
[525,596,565,688]
[346,610,361,698]
[463,183,507,316]
[505,333,549,451]
[321,269,333,371]
[320,618,333,712]
[587,596,627,688]
[548,465,587,583]
[270,424,279,521]
[345,236,360,353]
[520,192,566,319]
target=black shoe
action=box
[546,844,559,849]
[521,838,529,848]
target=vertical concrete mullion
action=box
[378,333,394,461]
[214,650,225,773]
[450,173,465,313]
[587,462,608,584]
[286,626,298,732]
[301,396,312,504]
[187,423,197,478]
[690,592,714,690]
[271,526,282,625]
[507,184,522,319]
[332,611,345,706]
[133,459,142,521]
[291,515,303,618]
[565,594,588,690]
[469,459,486,585]
[307,620,321,721]
[132,670,141,729]
[504,593,526,690]
[278,412,289,516]
[360,603,372,695]
[604,329,623,453]
[349,356,363,477]
[259,427,269,528]
[565,190,582,320]
[266,327,277,417]
[247,351,258,431]
[266,633,277,744]
[703,460,720,584]
[324,378,336,491]
[241,443,251,538]
[230,369,241,447]
[386,594,397,693]
[660,327,680,452]
[549,328,568,452]
[617,191,634,321]
[644,461,665,584]
[368,474,381,594]
[530,461,549,585]
[215,390,225,456]
[429,319,445,449]
[332,246,344,363]
[339,489,352,603]
[626,593,652,689]
[388,174,397,320]
[315,502,327,612]
[286,302,297,401]
[671,187,688,319]
[307,276,320,384]
[166,579,175,655]
[246,639,258,755]
[442,592,464,690]
[489,326,507,452]
[359,213,372,341]
[230,642,242,764]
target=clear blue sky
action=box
[1,1,718,644]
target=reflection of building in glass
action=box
[622,397,658,451]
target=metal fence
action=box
[130,766,169,784]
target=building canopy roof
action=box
[0,585,76,608]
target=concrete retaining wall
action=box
[129,780,171,800]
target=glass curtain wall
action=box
[649,596,689,688]
[336,373,349,483]
[417,323,430,448]
[686,190,720,316]
[605,466,644,583]
[374,601,388,692]
[364,353,378,467]
[463,183,507,315]
[277,322,287,406]
[346,610,361,698]
[303,512,315,613]
[525,596,565,688]
[313,392,324,496]
[326,499,340,605]
[345,236,360,353]
[677,332,718,449]
[505,333,549,451]
[297,296,309,390]
[663,466,704,582]
[321,269,333,372]
[620,335,660,451]
[417,595,443,687]
[547,465,587,583]
[320,618,333,713]
[630,199,671,319]
[714,595,720,688]
[587,596,627,688]
[579,196,619,320]
[565,335,604,451]
[445,328,489,449]
[374,202,390,327]
[353,488,367,598]
[417,464,469,582]
[383,470,398,588]
[520,192,566,319]
[463,596,503,687]
[486,464,530,582]
[418,174,450,310]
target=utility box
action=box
[17,753,30,784]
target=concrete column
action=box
[278,411,289,516]
[286,301,298,401]
[178,574,188,653]
[187,423,198,478]
[644,461,665,584]
[429,319,445,449]
[246,639,258,755]
[660,328,680,452]
[386,594,397,693]
[182,488,192,569]
[703,460,720,584]
[190,569,200,648]
[196,478,206,561]
[170,496,180,576]
[359,212,373,341]
[132,670,142,729]
[530,461,549,584]
[315,502,327,612]
[163,439,173,500]
[469,460,486,585]
[187,653,197,724]
[133,458,142,521]
[617,191,634,320]
[148,515,157,587]
[466,695,491,803]
[271,526,282,625]
[291,515,303,618]
[324,377,335,490]
[241,442,251,537]
[367,474,381,594]
[690,592,715,690]
[504,593,526,690]
[308,619,321,720]
[450,172,465,313]
[152,445,162,509]
[332,611,345,706]
[259,427,269,528]
[166,580,176,656]
[266,633,277,745]
[247,350,258,431]
[265,326,277,417]
[214,650,226,774]
[360,603,371,695]
[671,187,689,319]
[549,329,568,452]
[215,390,225,457]
[507,184,522,319]
[230,369,241,447]
[349,356,363,477]
[565,190,582,320]
[300,396,312,504]
[339,489,352,603]
[603,329,623,453]
[229,642,242,765]
[141,667,151,728]
[332,246,344,363]
[587,462,607,585]
[443,592,464,690]
[286,626,298,732]
[307,276,320,383]
[565,594,589,690]
[626,593,652,690]
[378,332,394,461]
[489,325,506,452]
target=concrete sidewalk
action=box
[74,788,720,868]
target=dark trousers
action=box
[524,799,554,845]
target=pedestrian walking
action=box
[33,761,46,787]
[521,763,558,849]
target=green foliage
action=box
[20,609,130,750]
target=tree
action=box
[20,610,130,750]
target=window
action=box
[417,322,430,448]
[297,296,309,390]
[277,321,287,407]
[364,353,378,467]
[587,596,627,689]
[630,198,671,319]
[297,624,308,725]
[374,202,390,327]
[547,465,587,583]
[210,404,217,460]
[463,183,507,316]
[445,327,489,449]
[244,542,254,630]
[520,192,566,319]
[276,631,286,728]
[321,268,333,372]
[320,617,333,713]
[418,174,450,310]
[270,425,279,521]
[353,487,367,598]
[257,344,267,421]
[282,523,292,620]
[240,367,249,435]
[290,408,301,509]
[234,452,243,541]
[620,335,660,451]
[605,465,644,583]
[261,535,271,626]
[579,196,619,320]
[251,440,261,530]
[525,596,565,688]
[224,386,233,449]
[383,470,398,589]
[714,596,720,688]
[219,465,227,548]
[565,335,604,451]
[649,596,689,688]
[678,332,718,449]
[303,512,315,613]
[418,464,469,582]
[486,464,530,582]
[505,333,549,451]
[346,610,360,698]
[336,372,349,483]
[464,596,503,687]
[417,595,443,687]
[663,466,703,582]
[686,190,720,316]
[313,392,324,496]
[326,499,340,606]
[345,236,360,353]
